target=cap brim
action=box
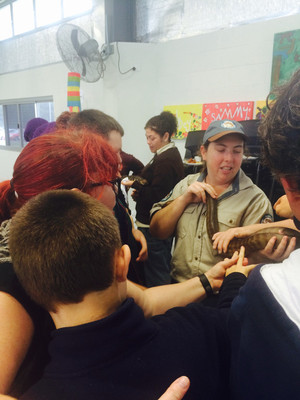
[207,130,246,142]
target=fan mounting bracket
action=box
[101,43,114,60]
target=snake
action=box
[124,175,149,186]
[206,193,300,258]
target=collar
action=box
[156,141,175,155]
[197,170,240,201]
[45,298,157,375]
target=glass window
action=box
[35,0,61,28]
[20,103,35,143]
[0,5,12,41]
[63,0,93,18]
[5,105,21,147]
[13,0,34,36]
[0,106,5,146]
[0,99,54,148]
[36,101,54,121]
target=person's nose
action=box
[224,150,233,162]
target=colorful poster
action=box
[201,102,254,130]
[255,101,268,120]
[271,29,300,90]
[163,104,202,139]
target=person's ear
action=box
[200,145,207,160]
[115,245,131,282]
[163,132,170,142]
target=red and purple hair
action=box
[0,129,119,223]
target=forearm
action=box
[150,196,188,239]
[127,277,208,318]
[244,219,296,232]
[0,293,34,394]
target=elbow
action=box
[149,221,160,238]
[149,217,169,240]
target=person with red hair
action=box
[0,130,119,225]
[0,129,244,397]
[0,130,120,396]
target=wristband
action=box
[199,273,214,297]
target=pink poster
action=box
[202,102,254,130]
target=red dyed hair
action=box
[0,129,119,223]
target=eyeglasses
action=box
[89,179,119,202]
[90,179,119,188]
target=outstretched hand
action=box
[205,251,248,291]
[212,225,258,254]
[253,234,296,263]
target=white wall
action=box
[1,13,300,180]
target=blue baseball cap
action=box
[203,120,246,143]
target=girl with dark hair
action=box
[123,111,184,287]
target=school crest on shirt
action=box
[260,214,273,224]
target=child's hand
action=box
[225,246,257,277]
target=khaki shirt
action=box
[150,170,273,282]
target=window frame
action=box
[0,0,93,42]
[0,96,54,150]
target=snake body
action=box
[206,193,300,258]
[126,175,148,186]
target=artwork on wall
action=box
[201,102,254,130]
[163,104,202,139]
[271,29,300,90]
[67,72,81,112]
[163,100,266,139]
[255,101,268,119]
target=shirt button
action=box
[195,257,198,260]
[198,235,201,239]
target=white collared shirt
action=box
[261,249,300,331]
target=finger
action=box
[213,237,223,252]
[158,376,190,400]
[237,246,245,268]
[200,181,218,198]
[189,185,206,203]
[220,238,231,254]
[263,236,277,254]
[273,236,289,257]
[212,232,219,241]
[231,250,239,259]
[198,187,207,203]
[280,237,296,259]
[223,253,239,269]
[212,236,220,249]
[204,185,218,198]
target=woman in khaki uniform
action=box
[150,119,273,282]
